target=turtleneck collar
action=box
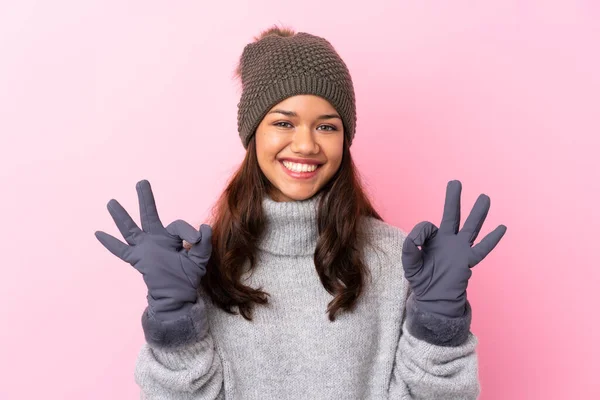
[256,193,321,256]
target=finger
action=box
[188,224,213,267]
[401,237,423,277]
[439,180,462,235]
[107,199,142,245]
[401,221,437,275]
[165,219,202,244]
[94,230,134,265]
[407,221,438,246]
[136,180,165,233]
[459,193,490,245]
[469,224,507,267]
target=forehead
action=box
[270,95,336,113]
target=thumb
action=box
[188,224,213,267]
[165,219,202,244]
[401,221,437,275]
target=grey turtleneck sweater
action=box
[134,195,480,399]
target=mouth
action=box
[278,159,323,180]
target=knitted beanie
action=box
[236,29,357,149]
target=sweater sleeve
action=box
[388,287,481,399]
[134,298,225,399]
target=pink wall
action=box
[1,1,598,398]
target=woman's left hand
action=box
[401,180,507,318]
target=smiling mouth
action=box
[281,160,320,173]
[279,160,322,179]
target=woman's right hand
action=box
[95,179,212,321]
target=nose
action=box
[290,126,320,155]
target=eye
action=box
[273,122,338,131]
[317,125,338,132]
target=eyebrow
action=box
[268,109,342,120]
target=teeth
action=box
[282,161,318,173]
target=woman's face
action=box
[255,95,344,202]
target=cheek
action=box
[256,135,287,180]
[322,137,344,168]
[256,131,285,160]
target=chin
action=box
[290,193,316,201]
[274,186,319,202]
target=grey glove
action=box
[401,180,507,346]
[95,180,212,347]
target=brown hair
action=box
[200,25,382,322]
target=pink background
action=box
[1,1,598,399]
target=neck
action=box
[257,193,321,256]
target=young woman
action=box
[95,26,507,399]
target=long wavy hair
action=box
[200,135,382,322]
[200,24,382,321]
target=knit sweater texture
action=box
[134,195,480,399]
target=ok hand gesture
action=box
[95,180,212,321]
[401,180,507,318]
